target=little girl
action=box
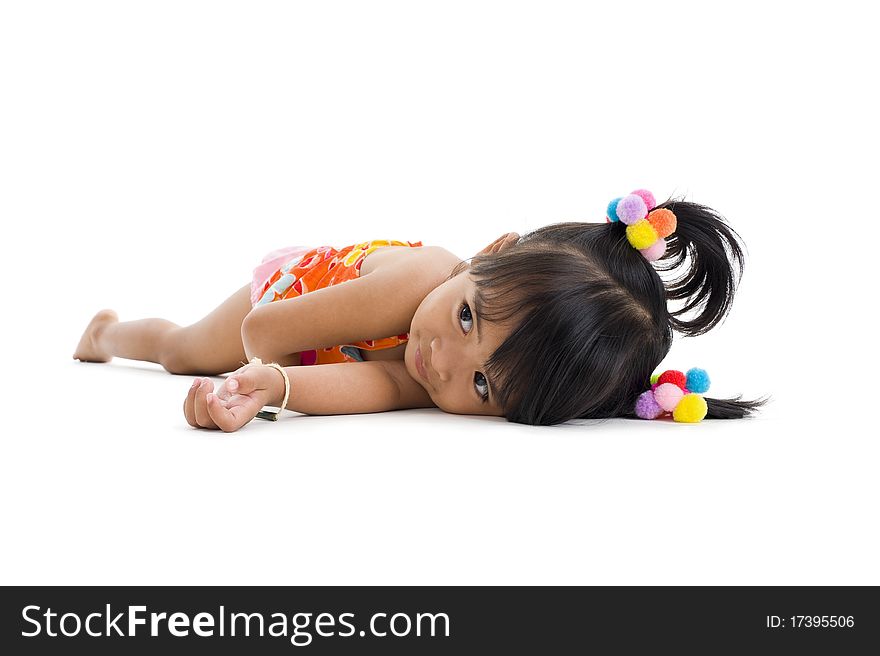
[74,190,763,430]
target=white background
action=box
[1,1,877,585]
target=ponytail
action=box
[653,198,746,336]
[705,396,767,419]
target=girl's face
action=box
[405,271,508,416]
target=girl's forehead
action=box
[440,268,472,292]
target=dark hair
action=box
[465,198,767,425]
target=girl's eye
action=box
[460,303,488,402]
[474,372,489,402]
[459,303,474,333]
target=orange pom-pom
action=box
[647,209,677,238]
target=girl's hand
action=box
[477,232,520,256]
[183,363,286,432]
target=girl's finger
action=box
[194,379,218,429]
[183,378,200,427]
[222,376,240,399]
[227,367,261,396]
[206,393,244,433]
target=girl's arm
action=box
[184,359,434,431]
[273,360,433,415]
[241,246,456,364]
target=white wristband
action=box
[249,357,290,421]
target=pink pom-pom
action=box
[617,194,648,225]
[654,383,684,412]
[639,237,666,261]
[630,189,656,211]
[635,390,664,419]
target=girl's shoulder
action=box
[359,244,461,277]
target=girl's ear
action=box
[477,232,521,256]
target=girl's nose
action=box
[430,337,452,382]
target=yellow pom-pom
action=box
[650,373,660,385]
[626,219,659,250]
[672,393,708,423]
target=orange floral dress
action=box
[250,240,423,365]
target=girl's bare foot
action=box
[73,309,119,362]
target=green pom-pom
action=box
[650,373,660,385]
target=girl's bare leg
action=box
[73,283,254,376]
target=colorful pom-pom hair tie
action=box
[606,188,676,262]
[635,368,710,423]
